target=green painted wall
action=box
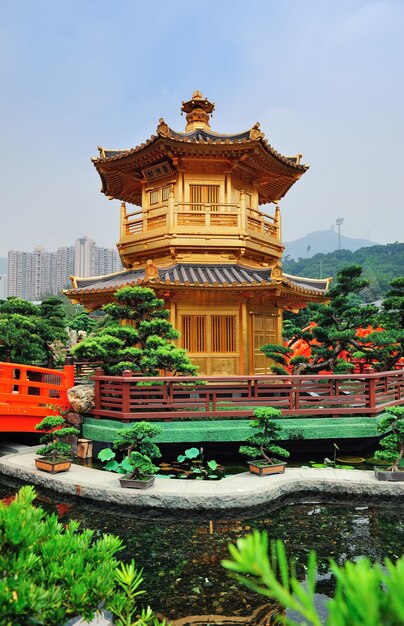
[83,415,384,444]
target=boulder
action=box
[67,385,95,414]
[65,412,84,426]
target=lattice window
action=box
[162,185,170,201]
[189,185,219,211]
[211,315,236,352]
[182,315,206,352]
[150,189,160,205]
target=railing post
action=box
[365,367,376,412]
[274,203,281,240]
[120,202,127,238]
[122,369,133,418]
[64,351,75,391]
[93,368,104,417]
[205,203,211,227]
[168,185,175,230]
[240,190,246,231]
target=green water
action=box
[1,479,404,623]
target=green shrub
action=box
[0,486,167,626]
[375,406,404,471]
[222,530,404,626]
[0,485,122,625]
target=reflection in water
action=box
[1,480,404,624]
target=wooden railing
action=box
[121,202,279,239]
[91,369,404,421]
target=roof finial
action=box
[181,91,215,132]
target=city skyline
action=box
[7,236,121,301]
[0,1,403,257]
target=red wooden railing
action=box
[0,360,75,432]
[91,368,404,421]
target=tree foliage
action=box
[283,242,404,303]
[71,286,197,375]
[262,266,404,374]
[0,297,68,366]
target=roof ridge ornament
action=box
[156,118,170,137]
[271,261,283,283]
[145,259,159,280]
[181,90,215,132]
[249,122,264,141]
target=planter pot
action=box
[248,460,287,477]
[374,468,404,482]
[119,475,155,489]
[35,458,72,474]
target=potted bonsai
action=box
[374,406,404,482]
[239,406,290,476]
[98,421,162,489]
[34,414,80,474]
[118,451,160,489]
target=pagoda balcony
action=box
[120,201,281,259]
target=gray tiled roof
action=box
[70,264,329,296]
[167,128,252,142]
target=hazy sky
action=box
[1,0,403,257]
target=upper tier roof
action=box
[92,92,308,206]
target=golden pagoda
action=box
[66,91,330,375]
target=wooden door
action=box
[252,313,277,374]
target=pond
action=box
[1,477,404,625]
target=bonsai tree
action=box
[374,406,404,471]
[35,414,80,459]
[123,451,160,480]
[239,407,290,465]
[71,286,197,376]
[98,422,162,478]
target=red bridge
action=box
[0,361,74,432]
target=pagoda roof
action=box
[66,263,330,298]
[93,121,308,206]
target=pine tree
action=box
[71,286,197,376]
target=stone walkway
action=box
[1,447,404,512]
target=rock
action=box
[66,412,84,426]
[67,385,95,414]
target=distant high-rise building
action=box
[7,238,121,300]
[93,246,122,276]
[0,275,7,299]
[74,236,95,277]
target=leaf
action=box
[98,448,116,462]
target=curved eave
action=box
[65,277,328,300]
[93,127,308,205]
[94,131,307,172]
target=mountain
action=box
[0,258,6,275]
[282,242,403,302]
[284,230,377,260]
